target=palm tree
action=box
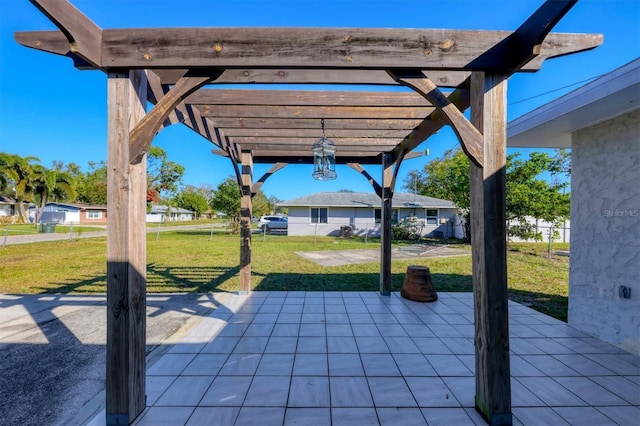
[0,153,41,222]
[31,165,77,224]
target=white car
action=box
[257,215,288,233]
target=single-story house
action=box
[146,205,195,222]
[279,191,463,238]
[508,58,639,354]
[0,196,16,217]
[28,202,108,224]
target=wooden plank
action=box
[231,143,396,152]
[209,117,422,130]
[250,153,382,165]
[28,0,102,66]
[130,74,220,164]
[390,72,484,167]
[239,150,253,295]
[196,105,434,119]
[96,27,601,70]
[155,68,470,87]
[470,72,512,425]
[346,163,382,198]
[228,137,402,146]
[16,29,602,73]
[221,128,412,139]
[187,89,434,107]
[106,70,147,425]
[468,0,580,73]
[380,153,394,295]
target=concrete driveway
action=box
[0,293,222,426]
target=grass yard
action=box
[0,231,570,320]
[1,223,104,236]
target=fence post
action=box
[209,221,215,242]
[69,222,74,240]
[3,224,9,248]
[155,220,161,242]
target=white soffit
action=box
[507,58,640,149]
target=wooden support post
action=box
[470,71,512,425]
[380,153,394,295]
[239,150,253,295]
[106,70,147,425]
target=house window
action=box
[310,207,328,223]
[87,210,102,219]
[374,208,399,224]
[426,209,438,225]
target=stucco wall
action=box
[569,109,640,354]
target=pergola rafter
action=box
[15,1,602,425]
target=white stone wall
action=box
[569,109,640,354]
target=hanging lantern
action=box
[312,119,337,180]
[312,137,337,180]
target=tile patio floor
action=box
[88,292,639,425]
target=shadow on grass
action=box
[40,262,565,321]
[255,272,473,293]
[508,288,568,322]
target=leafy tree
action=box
[404,148,570,241]
[147,146,185,201]
[77,161,108,205]
[211,176,241,232]
[50,161,82,202]
[174,185,209,219]
[252,191,271,218]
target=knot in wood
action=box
[242,70,251,77]
[345,54,353,62]
[213,44,224,53]
[439,39,455,51]
[277,70,287,77]
[424,49,433,56]
[438,76,449,84]
[142,52,152,61]
[342,35,352,43]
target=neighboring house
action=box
[508,58,640,354]
[0,196,16,217]
[28,202,108,224]
[279,191,462,238]
[146,205,194,222]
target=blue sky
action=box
[1,0,638,200]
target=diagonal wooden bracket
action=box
[252,163,288,197]
[389,71,484,168]
[347,163,382,198]
[129,71,222,164]
[29,0,102,67]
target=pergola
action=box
[16,0,601,424]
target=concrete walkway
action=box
[1,224,217,246]
[296,244,469,267]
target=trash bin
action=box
[40,222,57,233]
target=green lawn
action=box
[1,223,104,236]
[0,231,570,321]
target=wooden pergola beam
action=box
[16,27,602,72]
[157,68,470,87]
[220,128,412,139]
[390,71,484,167]
[28,0,102,67]
[209,117,422,130]
[187,89,434,107]
[196,105,435,120]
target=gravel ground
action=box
[0,294,214,426]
